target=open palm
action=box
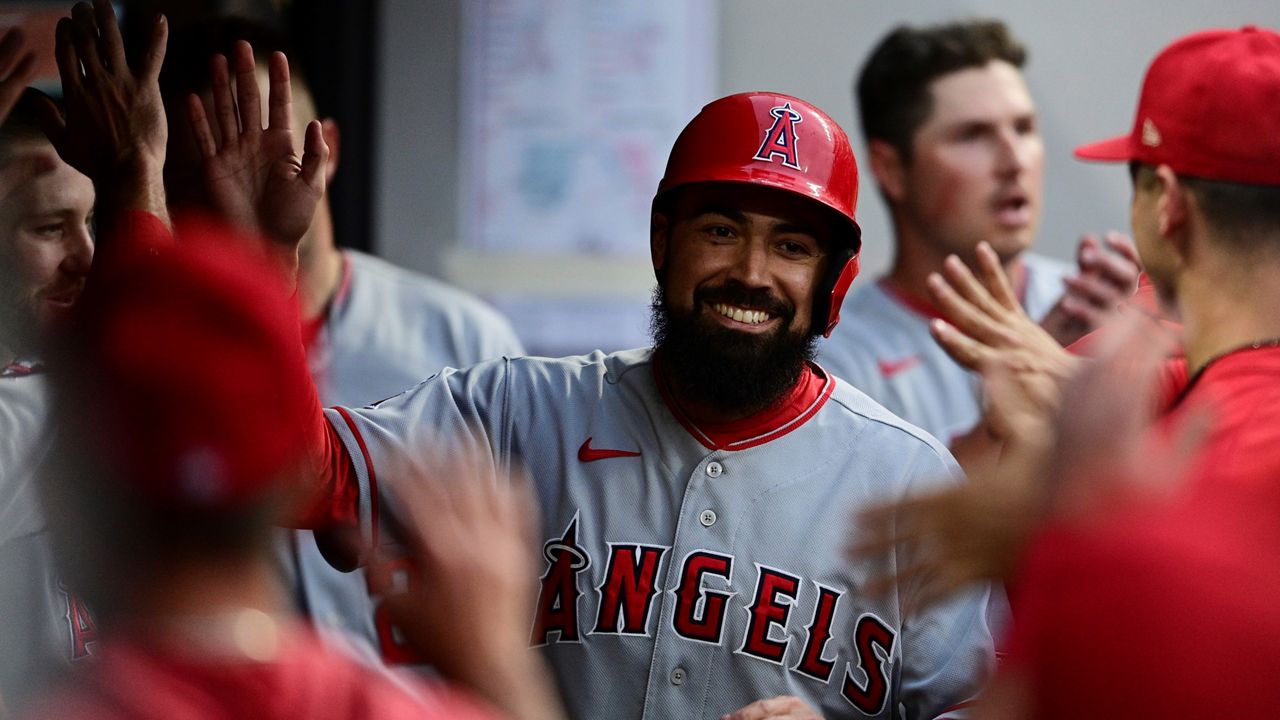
[188,41,327,248]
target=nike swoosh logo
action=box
[877,355,921,378]
[578,437,641,462]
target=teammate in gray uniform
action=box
[156,19,524,662]
[818,20,1140,446]
[0,69,99,710]
[227,93,996,718]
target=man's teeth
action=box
[712,303,772,325]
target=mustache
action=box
[694,284,793,319]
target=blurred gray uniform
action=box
[0,366,98,710]
[285,249,524,653]
[323,349,995,719]
[817,254,1070,443]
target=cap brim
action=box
[1073,134,1132,162]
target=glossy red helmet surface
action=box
[654,92,862,336]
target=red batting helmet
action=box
[653,92,862,337]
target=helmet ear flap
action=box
[817,244,861,338]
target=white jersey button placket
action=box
[705,460,723,478]
[699,509,717,527]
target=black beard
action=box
[649,283,817,417]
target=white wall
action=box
[375,1,1280,326]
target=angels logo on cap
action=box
[753,102,804,170]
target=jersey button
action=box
[699,509,717,527]
[705,461,723,478]
[670,667,687,686]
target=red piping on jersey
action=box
[335,406,380,549]
[653,355,834,451]
[301,253,354,352]
[878,262,1029,320]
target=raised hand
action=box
[40,0,168,212]
[927,242,1080,443]
[0,27,36,124]
[186,40,328,249]
[380,454,565,720]
[1040,232,1142,346]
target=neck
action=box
[1177,244,1280,373]
[296,201,343,322]
[885,215,1024,302]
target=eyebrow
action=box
[689,203,821,238]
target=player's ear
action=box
[319,118,342,184]
[1154,164,1191,252]
[650,211,670,274]
[868,139,907,204]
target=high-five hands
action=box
[40,0,170,221]
[186,40,328,255]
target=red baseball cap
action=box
[66,217,315,512]
[1075,26,1280,185]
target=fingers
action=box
[974,241,1021,310]
[1062,273,1126,312]
[70,2,107,86]
[232,41,262,136]
[186,94,218,159]
[299,119,330,192]
[0,36,35,122]
[91,0,127,77]
[209,54,241,152]
[54,18,83,99]
[927,274,1018,349]
[941,253,1010,319]
[0,26,27,76]
[137,13,168,83]
[930,317,990,371]
[266,51,293,132]
[1103,230,1142,267]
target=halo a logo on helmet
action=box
[752,102,804,170]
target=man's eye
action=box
[704,225,734,239]
[778,240,816,257]
[34,224,62,237]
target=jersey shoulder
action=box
[818,280,934,386]
[822,373,958,474]
[341,250,525,361]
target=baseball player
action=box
[852,26,1280,717]
[154,18,525,658]
[0,69,97,713]
[817,20,1139,447]
[208,92,997,718]
[30,217,560,720]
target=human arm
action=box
[1038,232,1141,347]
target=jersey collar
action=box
[653,354,834,452]
[1,358,44,378]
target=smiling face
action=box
[649,182,834,416]
[894,60,1043,264]
[0,142,95,358]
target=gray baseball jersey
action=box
[0,367,99,711]
[817,253,1070,443]
[322,349,995,719]
[284,249,525,655]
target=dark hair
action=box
[857,19,1027,160]
[0,88,59,160]
[1131,162,1280,252]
